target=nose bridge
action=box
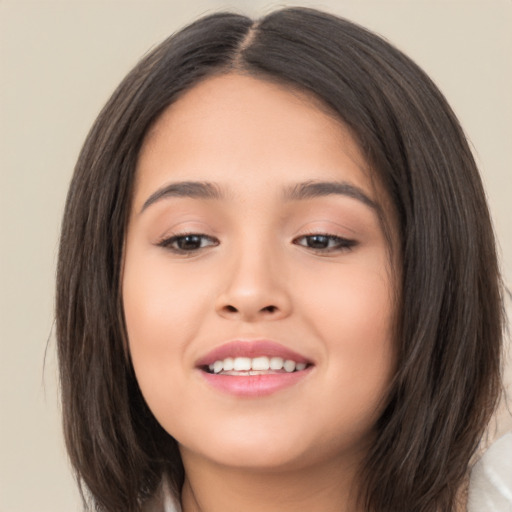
[216,231,291,321]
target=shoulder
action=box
[139,435,512,512]
[467,431,512,511]
[142,475,182,512]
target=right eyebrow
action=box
[282,180,379,212]
[139,181,225,214]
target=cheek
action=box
[301,254,396,401]
[123,245,212,346]
[122,248,201,404]
[303,246,394,330]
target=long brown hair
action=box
[56,7,504,511]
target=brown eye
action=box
[294,234,357,252]
[158,234,219,253]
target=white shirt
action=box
[151,431,512,512]
[468,432,512,511]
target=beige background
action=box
[0,1,511,511]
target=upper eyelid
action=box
[158,231,354,241]
[166,233,216,240]
[293,233,358,247]
[157,232,218,249]
[157,232,357,252]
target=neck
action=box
[179,449,363,512]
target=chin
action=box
[173,414,314,470]
[182,441,311,472]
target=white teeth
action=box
[233,357,251,371]
[252,356,270,370]
[283,359,296,373]
[207,356,308,374]
[213,360,223,374]
[269,357,284,370]
[223,357,234,371]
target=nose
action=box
[215,244,292,322]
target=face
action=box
[123,73,397,473]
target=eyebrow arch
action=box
[139,179,379,215]
[283,180,379,211]
[140,181,224,213]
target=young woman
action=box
[56,7,505,512]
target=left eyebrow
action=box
[139,179,379,215]
[140,181,224,214]
[283,180,379,211]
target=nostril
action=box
[218,303,282,318]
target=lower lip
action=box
[199,369,312,397]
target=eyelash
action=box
[157,232,357,255]
[294,233,358,253]
[157,232,219,254]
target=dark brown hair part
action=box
[56,7,504,512]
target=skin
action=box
[123,73,398,512]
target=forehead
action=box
[136,73,375,202]
[143,72,355,148]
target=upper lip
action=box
[195,339,313,368]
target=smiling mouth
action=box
[198,343,314,396]
[203,356,312,375]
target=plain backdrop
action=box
[1,1,511,511]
